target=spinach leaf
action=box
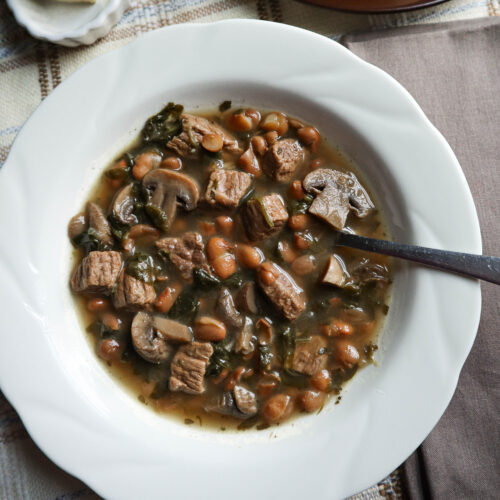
[207,339,232,377]
[107,213,131,241]
[289,194,314,215]
[72,227,111,254]
[126,253,162,283]
[258,345,273,371]
[219,100,232,112]
[193,268,221,289]
[223,271,245,288]
[142,103,184,144]
[278,325,296,370]
[169,288,200,321]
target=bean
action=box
[291,254,316,275]
[194,316,227,342]
[201,133,223,153]
[289,180,305,200]
[227,112,253,132]
[289,117,305,129]
[310,369,331,392]
[294,233,311,250]
[309,158,324,170]
[236,243,263,269]
[132,151,162,180]
[161,156,183,170]
[86,297,109,312]
[262,394,293,424]
[212,254,236,279]
[244,108,261,128]
[122,238,135,253]
[128,224,160,241]
[215,215,234,237]
[200,221,216,236]
[334,340,360,368]
[277,240,297,264]
[264,130,278,145]
[297,126,320,152]
[224,366,245,391]
[257,380,278,398]
[155,284,181,313]
[98,338,123,362]
[288,214,310,231]
[206,237,230,261]
[251,135,267,156]
[261,112,288,136]
[298,390,325,413]
[100,312,121,331]
[258,261,279,285]
[326,319,354,336]
[238,148,262,177]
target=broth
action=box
[70,104,391,430]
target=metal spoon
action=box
[335,231,500,285]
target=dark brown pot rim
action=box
[298,0,449,14]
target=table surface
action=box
[1,0,499,499]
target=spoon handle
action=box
[336,232,500,285]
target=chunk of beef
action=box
[155,232,210,281]
[242,193,288,241]
[112,271,156,310]
[292,336,327,376]
[257,261,306,321]
[263,139,305,181]
[87,202,113,246]
[71,251,121,294]
[169,341,214,394]
[204,170,252,209]
[167,113,241,158]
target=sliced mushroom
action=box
[142,168,200,232]
[233,385,258,417]
[68,212,87,240]
[302,169,374,230]
[236,282,259,315]
[204,391,238,417]
[131,311,192,363]
[234,317,255,355]
[216,288,243,329]
[87,202,113,245]
[322,254,348,287]
[111,184,137,225]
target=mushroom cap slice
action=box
[111,184,138,226]
[87,202,113,246]
[302,169,374,230]
[143,168,200,232]
[322,254,348,287]
[131,311,193,364]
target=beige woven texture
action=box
[0,0,498,498]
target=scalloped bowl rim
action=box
[0,20,481,500]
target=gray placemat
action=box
[344,16,500,499]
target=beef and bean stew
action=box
[69,103,391,429]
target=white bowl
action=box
[0,20,481,500]
[6,0,129,46]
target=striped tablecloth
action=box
[0,1,498,498]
